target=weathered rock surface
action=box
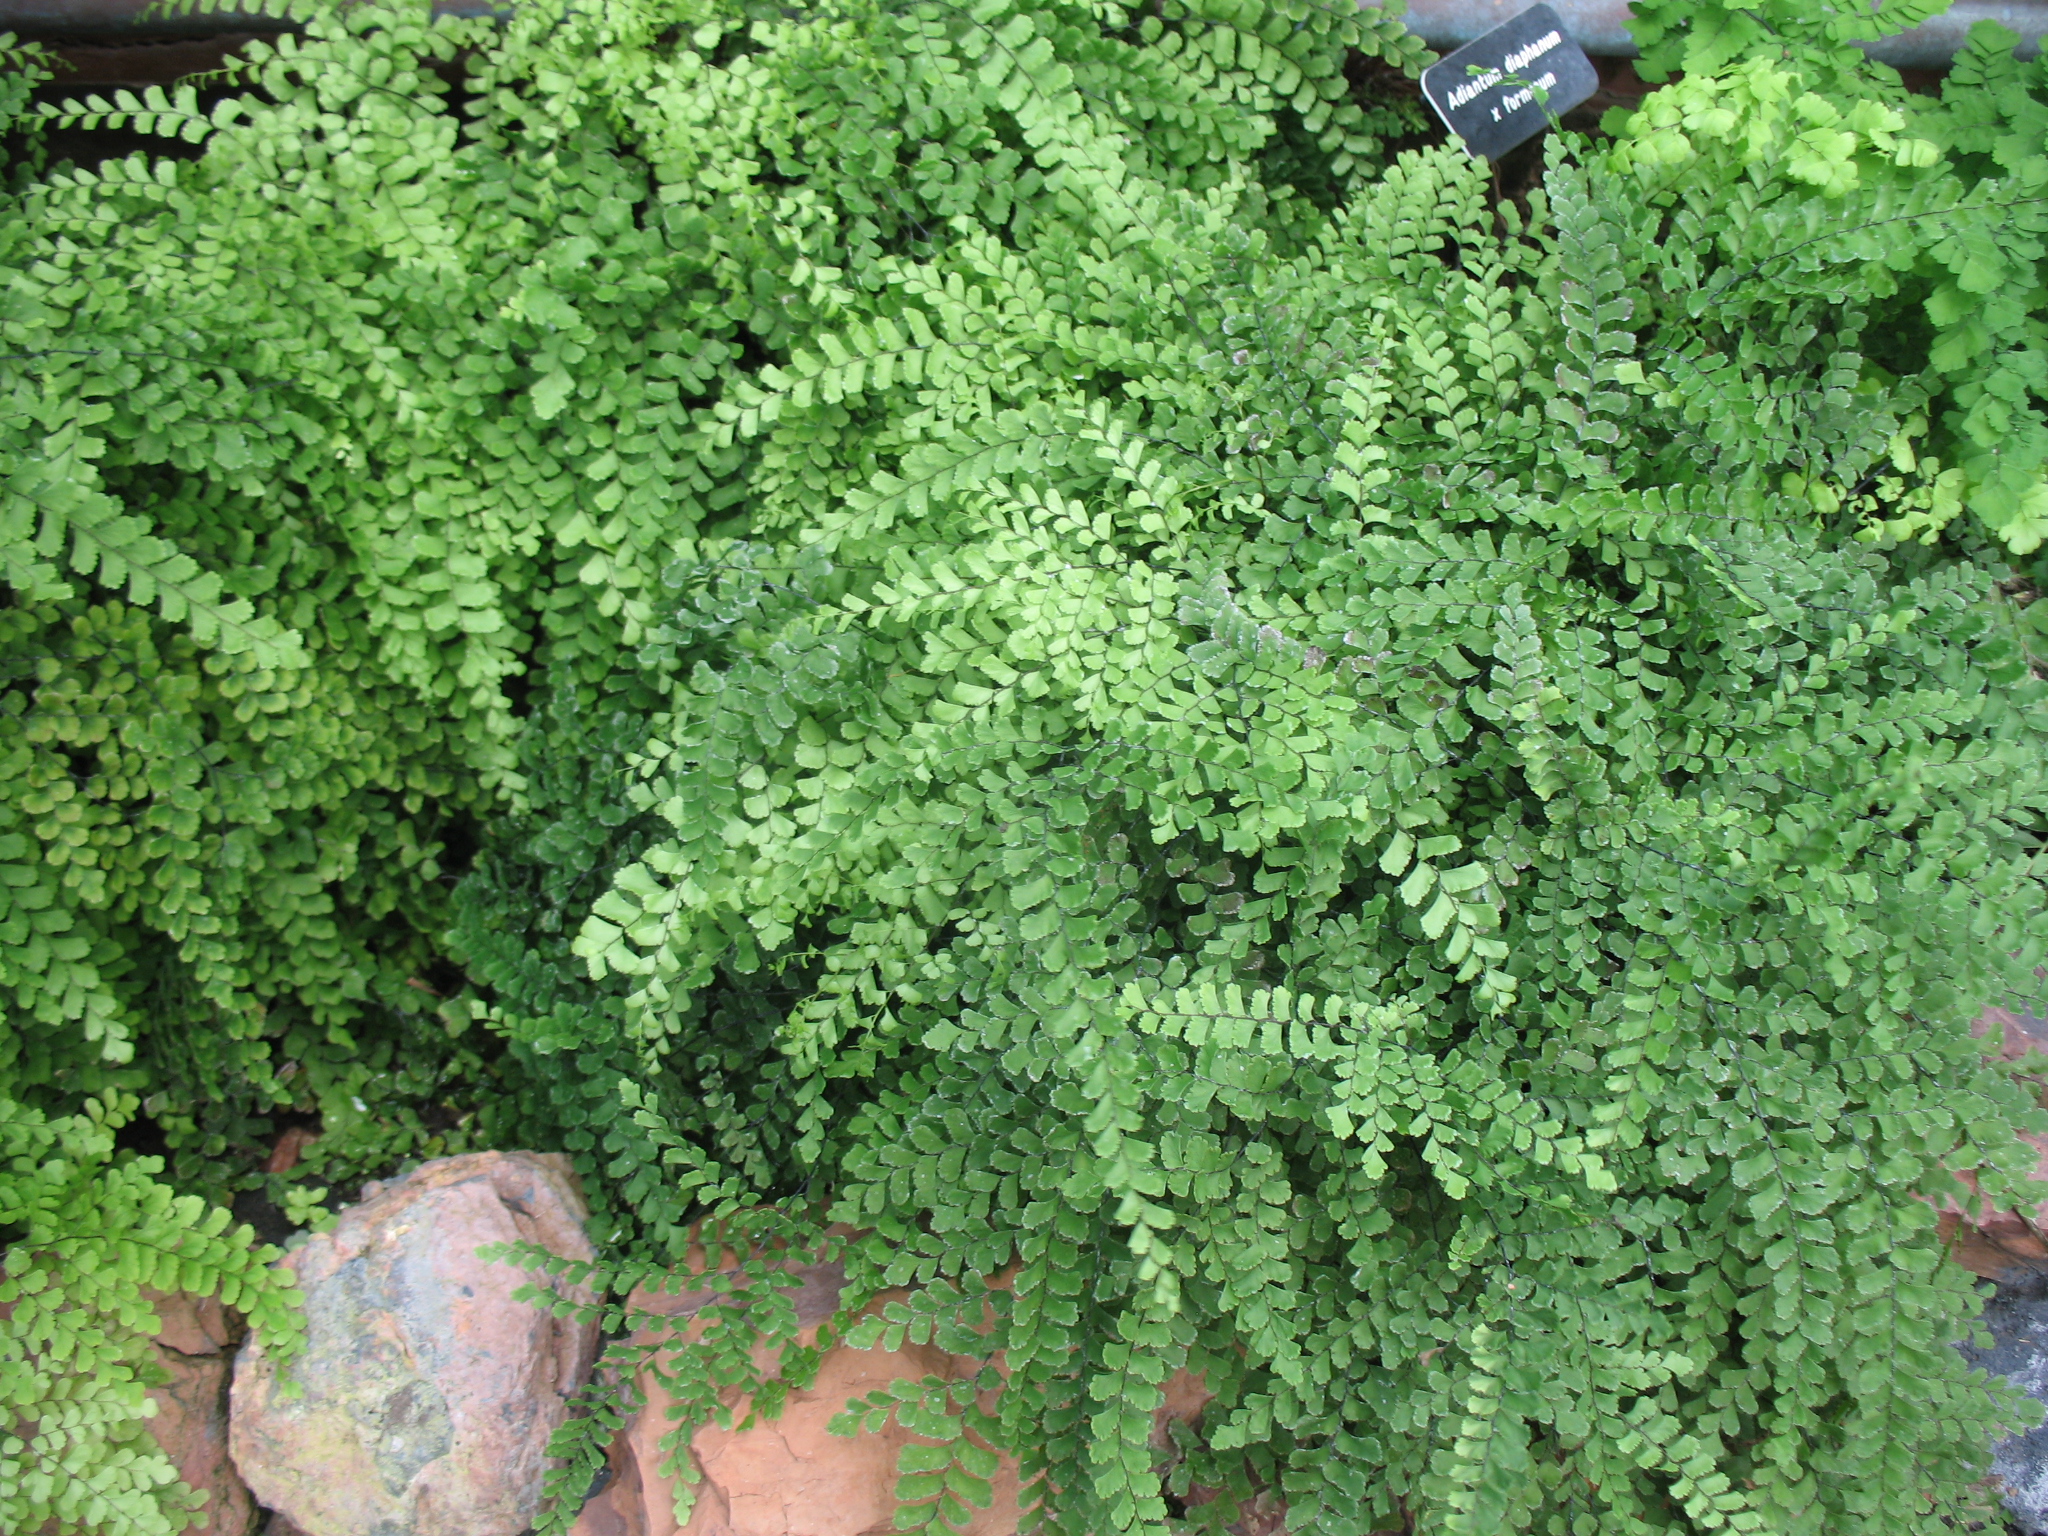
[570,1253,1019,1536]
[562,1244,1290,1536]
[1927,1007,2048,1535]
[230,1151,599,1536]
[1942,1007,2048,1278]
[1958,1270,2048,1533]
[1151,1368,1301,1536]
[144,1288,257,1536]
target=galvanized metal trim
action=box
[1392,0,2046,68]
[1,0,2042,67]
[0,1,281,34]
[0,0,496,36]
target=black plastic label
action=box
[1419,4,1599,160]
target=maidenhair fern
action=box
[4,1,2048,1534]
[0,1093,304,1536]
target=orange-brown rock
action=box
[571,1247,1019,1536]
[564,1243,1259,1536]
[1151,1366,1213,1448]
[230,1151,599,1536]
[143,1288,257,1536]
[1181,1488,1290,1536]
[1942,1007,2048,1278]
[1150,1367,1295,1536]
[264,1127,318,1176]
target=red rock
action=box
[1182,1487,1289,1536]
[1936,1008,2048,1278]
[1982,1005,2048,1062]
[1151,1369,1296,1536]
[144,1289,257,1536]
[571,1246,1019,1536]
[149,1286,239,1357]
[565,1245,1253,1536]
[230,1151,599,1536]
[1152,1366,1212,1447]
[265,1127,318,1176]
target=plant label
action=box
[1419,4,1599,161]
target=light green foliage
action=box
[3,1,2048,1534]
[0,1092,303,1536]
[1,3,523,1222]
[1622,0,2048,549]
[540,5,2048,1532]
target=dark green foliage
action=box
[4,1,2048,1533]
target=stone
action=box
[570,1247,1020,1536]
[143,1289,258,1536]
[230,1151,600,1536]
[1179,1488,1289,1536]
[565,1247,1274,1536]
[1941,1007,2048,1279]
[1152,1369,1297,1536]
[265,1127,319,1176]
[1957,1270,2048,1533]
[1151,1365,1213,1448]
